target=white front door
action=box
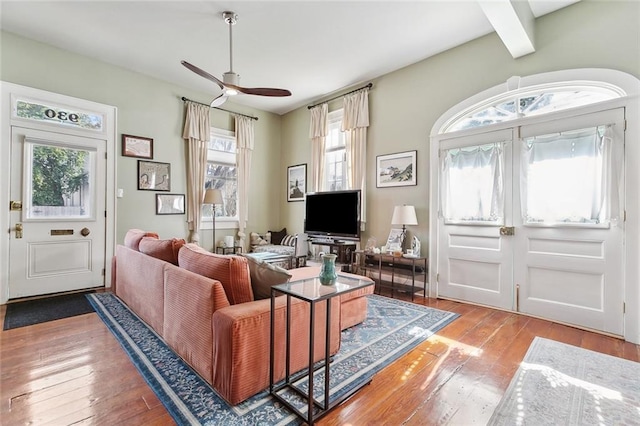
[9,126,107,299]
[437,108,625,335]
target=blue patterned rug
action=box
[88,292,458,425]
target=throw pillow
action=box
[245,255,292,300]
[281,234,297,247]
[178,243,254,304]
[139,237,185,265]
[269,228,287,245]
[124,229,159,251]
[250,232,269,247]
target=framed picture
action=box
[156,193,185,215]
[287,163,307,202]
[138,160,170,191]
[376,150,417,188]
[122,134,153,159]
[385,228,405,251]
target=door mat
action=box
[3,291,95,330]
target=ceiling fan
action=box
[181,11,291,108]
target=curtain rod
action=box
[180,97,258,121]
[307,82,373,110]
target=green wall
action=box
[0,30,282,248]
[279,0,640,253]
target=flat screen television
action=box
[304,190,361,241]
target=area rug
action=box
[489,336,640,425]
[3,291,95,330]
[88,292,458,425]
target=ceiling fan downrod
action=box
[222,11,238,86]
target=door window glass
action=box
[441,142,505,224]
[521,125,618,225]
[25,141,94,220]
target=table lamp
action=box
[391,205,418,252]
[203,188,223,252]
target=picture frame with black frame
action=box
[376,150,417,188]
[138,160,170,191]
[287,163,307,202]
[156,193,185,215]
[122,134,153,159]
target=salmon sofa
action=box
[113,229,373,405]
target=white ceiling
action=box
[0,1,579,115]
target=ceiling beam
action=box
[478,0,535,58]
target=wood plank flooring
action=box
[1,289,638,425]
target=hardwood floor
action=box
[1,290,638,425]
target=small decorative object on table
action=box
[319,253,337,285]
[412,235,421,257]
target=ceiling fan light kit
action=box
[181,11,291,108]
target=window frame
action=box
[202,127,238,230]
[324,109,347,192]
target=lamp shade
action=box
[203,188,223,205]
[391,205,418,226]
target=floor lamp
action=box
[203,188,223,252]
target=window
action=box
[202,128,238,228]
[443,85,623,133]
[324,109,346,191]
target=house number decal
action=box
[44,108,80,123]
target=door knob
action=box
[80,227,90,237]
[15,223,23,239]
[500,226,515,236]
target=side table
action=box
[215,246,243,255]
[270,274,374,425]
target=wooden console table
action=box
[351,250,428,301]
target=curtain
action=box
[236,115,254,249]
[182,101,210,243]
[520,125,621,224]
[342,88,370,227]
[441,143,504,223]
[309,103,328,192]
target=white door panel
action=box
[9,126,106,299]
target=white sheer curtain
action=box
[182,101,210,243]
[521,125,621,224]
[441,143,504,223]
[235,115,254,248]
[342,88,370,227]
[309,103,328,192]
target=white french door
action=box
[437,108,625,335]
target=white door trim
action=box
[428,69,640,344]
[0,81,117,304]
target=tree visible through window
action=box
[202,128,238,223]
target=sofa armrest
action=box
[163,264,230,384]
[211,295,341,405]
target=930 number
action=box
[44,108,79,123]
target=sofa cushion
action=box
[244,255,292,300]
[124,229,159,251]
[178,243,254,305]
[139,237,185,265]
[269,228,287,245]
[281,234,297,247]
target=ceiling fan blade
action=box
[227,84,291,97]
[210,93,228,107]
[181,60,224,90]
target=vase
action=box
[319,253,338,285]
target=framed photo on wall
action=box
[376,150,417,188]
[287,163,307,202]
[122,134,153,159]
[138,160,170,191]
[156,193,185,215]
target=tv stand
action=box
[310,239,356,264]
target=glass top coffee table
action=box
[269,274,374,425]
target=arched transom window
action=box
[442,83,625,133]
